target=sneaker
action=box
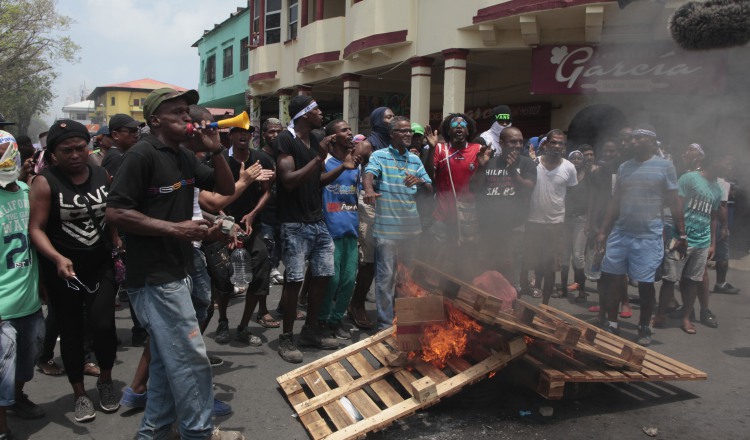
[235,326,262,347]
[208,427,245,440]
[700,309,718,328]
[636,325,653,346]
[603,324,620,336]
[209,355,224,367]
[713,282,740,294]
[278,333,303,364]
[214,320,231,344]
[330,322,351,340]
[270,268,284,284]
[119,386,147,408]
[8,393,44,419]
[74,395,96,422]
[298,324,339,350]
[212,398,232,417]
[96,380,120,413]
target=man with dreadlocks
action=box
[424,114,488,272]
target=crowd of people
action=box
[0,90,742,439]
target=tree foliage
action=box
[0,0,79,135]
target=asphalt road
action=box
[10,251,750,440]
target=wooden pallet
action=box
[277,327,527,440]
[409,260,645,371]
[518,345,707,400]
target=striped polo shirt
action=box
[365,146,431,239]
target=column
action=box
[441,49,469,118]
[315,0,324,21]
[297,85,312,96]
[409,57,432,126]
[301,0,309,27]
[247,92,262,148]
[341,74,361,133]
[278,88,293,126]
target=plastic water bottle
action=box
[230,242,252,286]
[584,243,604,281]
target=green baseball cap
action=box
[411,122,425,136]
[143,88,199,120]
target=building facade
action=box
[193,7,252,115]
[245,0,749,151]
[86,79,188,125]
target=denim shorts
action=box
[601,229,664,283]
[0,310,44,405]
[281,220,335,282]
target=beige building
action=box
[247,0,749,150]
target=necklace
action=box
[389,149,407,171]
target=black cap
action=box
[109,114,141,132]
[0,113,15,127]
[492,105,512,121]
[46,119,91,152]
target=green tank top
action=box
[0,181,41,319]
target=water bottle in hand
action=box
[230,242,252,286]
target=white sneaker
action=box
[270,268,284,284]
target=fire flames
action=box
[420,303,482,368]
[395,263,484,368]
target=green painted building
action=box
[192,6,250,114]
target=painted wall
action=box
[195,8,250,111]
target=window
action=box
[206,54,216,84]
[252,0,260,44]
[288,0,298,40]
[265,0,281,44]
[133,99,140,106]
[110,96,115,106]
[75,113,87,120]
[240,38,249,71]
[223,46,233,78]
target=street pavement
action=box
[10,251,750,440]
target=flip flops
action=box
[38,359,64,376]
[256,313,281,328]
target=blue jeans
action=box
[128,279,213,440]
[189,247,212,323]
[374,237,417,330]
[0,310,44,406]
[281,221,335,282]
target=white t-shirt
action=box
[718,177,730,202]
[527,159,578,224]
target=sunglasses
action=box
[66,276,100,293]
[450,120,467,128]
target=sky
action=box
[46,0,244,122]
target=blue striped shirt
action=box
[365,146,432,239]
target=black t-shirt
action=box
[106,134,216,288]
[207,148,274,224]
[101,146,125,176]
[275,130,324,223]
[565,171,590,217]
[41,165,110,283]
[258,145,279,225]
[476,154,537,229]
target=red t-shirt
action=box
[432,142,480,222]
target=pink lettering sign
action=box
[531,44,726,94]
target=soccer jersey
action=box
[0,182,41,319]
[672,171,721,249]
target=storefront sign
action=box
[531,44,726,94]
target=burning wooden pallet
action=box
[410,260,647,371]
[277,326,527,440]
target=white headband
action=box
[688,143,705,157]
[632,129,657,138]
[287,100,318,138]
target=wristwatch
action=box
[211,146,225,157]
